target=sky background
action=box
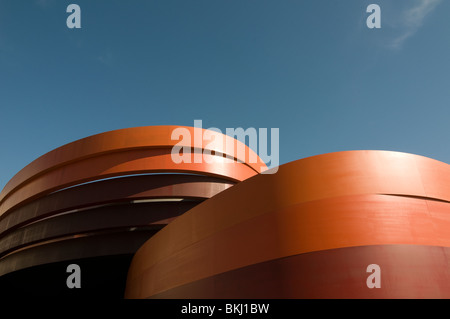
[0,0,449,189]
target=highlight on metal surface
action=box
[2,126,450,299]
[0,126,265,297]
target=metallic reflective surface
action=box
[0,174,233,237]
[125,150,450,299]
[145,244,450,299]
[3,126,450,299]
[0,125,266,217]
[0,201,199,261]
[0,126,265,290]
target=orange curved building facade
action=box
[0,126,265,298]
[1,126,450,299]
[125,150,450,298]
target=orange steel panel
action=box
[0,125,267,283]
[0,148,256,217]
[0,174,234,236]
[126,151,450,278]
[0,126,266,205]
[0,201,200,258]
[146,245,450,299]
[0,230,158,277]
[126,194,450,298]
[124,150,450,298]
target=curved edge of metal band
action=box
[0,126,267,203]
[124,150,450,298]
[0,174,234,235]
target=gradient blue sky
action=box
[0,0,449,189]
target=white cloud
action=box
[390,0,442,49]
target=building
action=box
[1,126,450,298]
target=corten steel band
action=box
[146,245,450,299]
[0,200,201,258]
[125,195,450,298]
[0,230,160,278]
[124,150,450,299]
[126,150,450,276]
[0,174,234,236]
[0,126,267,284]
[0,148,257,217]
[0,126,267,208]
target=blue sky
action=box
[0,0,449,189]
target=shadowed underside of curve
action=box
[0,174,234,236]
